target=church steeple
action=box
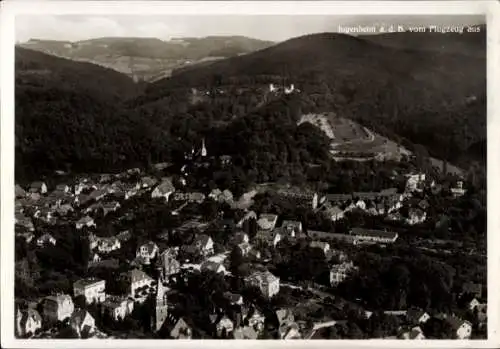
[152,277,169,332]
[201,138,207,157]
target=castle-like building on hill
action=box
[269,83,297,95]
[151,277,169,332]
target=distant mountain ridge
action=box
[143,31,486,166]
[15,30,486,181]
[17,36,275,82]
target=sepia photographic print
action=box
[1,1,499,348]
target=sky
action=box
[15,14,485,43]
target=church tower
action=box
[152,277,169,332]
[201,138,207,157]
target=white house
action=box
[42,294,75,323]
[355,199,366,210]
[269,83,278,93]
[73,278,106,304]
[151,178,176,201]
[70,309,96,338]
[406,208,427,225]
[36,233,57,247]
[451,181,467,198]
[330,261,357,286]
[101,296,134,321]
[405,173,426,192]
[17,308,42,337]
[284,84,295,94]
[97,237,121,254]
[125,269,154,298]
[136,241,160,265]
[76,216,95,230]
[245,270,280,298]
[324,205,344,222]
[237,242,253,257]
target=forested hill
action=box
[15,47,153,181]
[15,30,486,182]
[16,47,142,101]
[144,31,486,167]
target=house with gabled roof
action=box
[73,278,106,304]
[101,296,134,321]
[123,268,154,298]
[446,316,472,339]
[257,213,279,231]
[255,229,281,247]
[151,178,175,201]
[96,237,121,254]
[137,176,158,189]
[36,233,56,247]
[42,294,75,323]
[70,309,96,338]
[281,220,302,238]
[16,308,42,337]
[192,234,214,256]
[399,326,425,340]
[276,308,301,339]
[29,181,48,194]
[406,208,427,225]
[237,242,253,257]
[163,314,193,339]
[210,314,234,338]
[310,241,330,255]
[406,308,430,324]
[136,241,159,265]
[76,215,96,230]
[245,270,279,298]
[201,261,226,274]
[330,261,357,286]
[157,248,181,279]
[232,325,258,339]
[323,204,344,221]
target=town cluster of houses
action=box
[14,158,477,340]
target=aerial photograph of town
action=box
[8,7,488,342]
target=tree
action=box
[229,246,244,276]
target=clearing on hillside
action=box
[298,113,402,162]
